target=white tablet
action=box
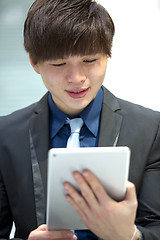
[46,146,130,230]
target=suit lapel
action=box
[29,93,49,193]
[98,87,122,147]
[29,93,49,225]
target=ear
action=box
[29,54,40,74]
[106,54,109,62]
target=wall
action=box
[100,0,160,110]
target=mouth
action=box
[66,88,89,99]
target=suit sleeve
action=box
[136,122,160,239]
[0,170,13,239]
[0,165,28,240]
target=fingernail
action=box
[83,170,89,178]
[63,183,69,191]
[73,172,80,179]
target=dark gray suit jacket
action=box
[0,87,160,239]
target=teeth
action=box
[73,91,81,93]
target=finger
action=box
[65,192,89,220]
[29,224,77,240]
[72,171,98,205]
[47,230,77,239]
[82,170,113,204]
[37,224,48,231]
[125,181,138,207]
[63,181,90,218]
[63,180,90,209]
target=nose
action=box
[66,64,86,83]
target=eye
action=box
[83,59,97,63]
[51,63,66,67]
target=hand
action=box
[28,224,77,240]
[63,170,138,240]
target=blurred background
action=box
[0,0,160,115]
[0,0,160,238]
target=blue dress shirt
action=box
[48,87,104,239]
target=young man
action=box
[0,0,160,239]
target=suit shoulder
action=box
[102,86,160,122]
[0,102,39,150]
[117,98,160,123]
[0,102,37,128]
[0,93,48,129]
[0,93,48,142]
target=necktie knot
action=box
[67,118,83,134]
[66,118,83,148]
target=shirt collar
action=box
[48,87,103,139]
[48,93,67,139]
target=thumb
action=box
[125,181,138,205]
[37,224,48,231]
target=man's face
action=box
[32,54,109,115]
